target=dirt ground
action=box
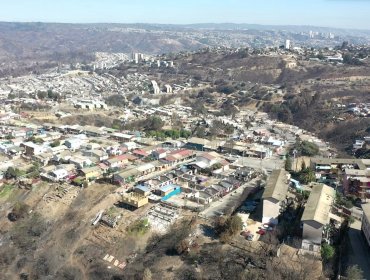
[0,181,155,279]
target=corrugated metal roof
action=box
[302,183,335,225]
[262,169,289,201]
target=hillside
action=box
[127,49,370,155]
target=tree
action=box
[294,141,319,157]
[228,215,243,235]
[301,160,306,171]
[214,215,243,242]
[346,265,364,280]
[145,116,164,131]
[277,106,293,124]
[37,91,47,100]
[285,156,292,171]
[142,268,152,280]
[5,167,24,180]
[321,244,335,262]
[8,202,30,221]
[50,140,60,148]
[47,89,55,99]
[298,167,315,184]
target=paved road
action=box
[347,220,370,279]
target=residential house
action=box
[21,142,45,156]
[163,149,195,166]
[113,168,140,184]
[110,133,135,142]
[82,149,109,162]
[132,149,149,158]
[104,155,129,169]
[69,155,93,169]
[343,169,370,200]
[121,192,148,208]
[185,137,210,151]
[152,148,167,159]
[134,185,151,196]
[80,166,103,181]
[122,141,137,151]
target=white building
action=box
[285,39,291,50]
[164,84,173,93]
[262,169,289,225]
[301,184,335,253]
[151,80,161,94]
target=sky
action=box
[0,0,370,30]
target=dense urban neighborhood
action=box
[0,20,370,280]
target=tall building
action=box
[285,40,291,50]
[132,52,140,64]
[151,80,160,94]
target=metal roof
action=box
[301,183,335,225]
[262,169,289,201]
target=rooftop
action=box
[262,169,289,201]
[301,183,335,225]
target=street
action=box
[346,220,370,279]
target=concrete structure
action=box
[80,166,102,181]
[121,192,148,208]
[262,169,289,224]
[301,184,335,253]
[164,84,173,93]
[343,169,370,200]
[151,80,160,94]
[361,203,370,248]
[285,39,291,50]
[21,142,45,156]
[185,137,210,151]
[134,185,151,196]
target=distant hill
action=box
[0,22,369,65]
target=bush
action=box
[8,201,30,221]
[127,218,150,235]
[321,244,335,262]
[214,215,243,242]
[11,213,47,250]
[346,265,364,280]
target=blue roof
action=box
[160,184,177,192]
[135,185,150,192]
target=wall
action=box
[302,220,323,245]
[362,214,370,247]
[262,198,280,224]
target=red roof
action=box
[165,149,193,162]
[133,149,148,156]
[155,148,167,154]
[126,154,137,160]
[116,154,129,161]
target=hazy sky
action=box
[1,0,370,29]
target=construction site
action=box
[147,203,180,233]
